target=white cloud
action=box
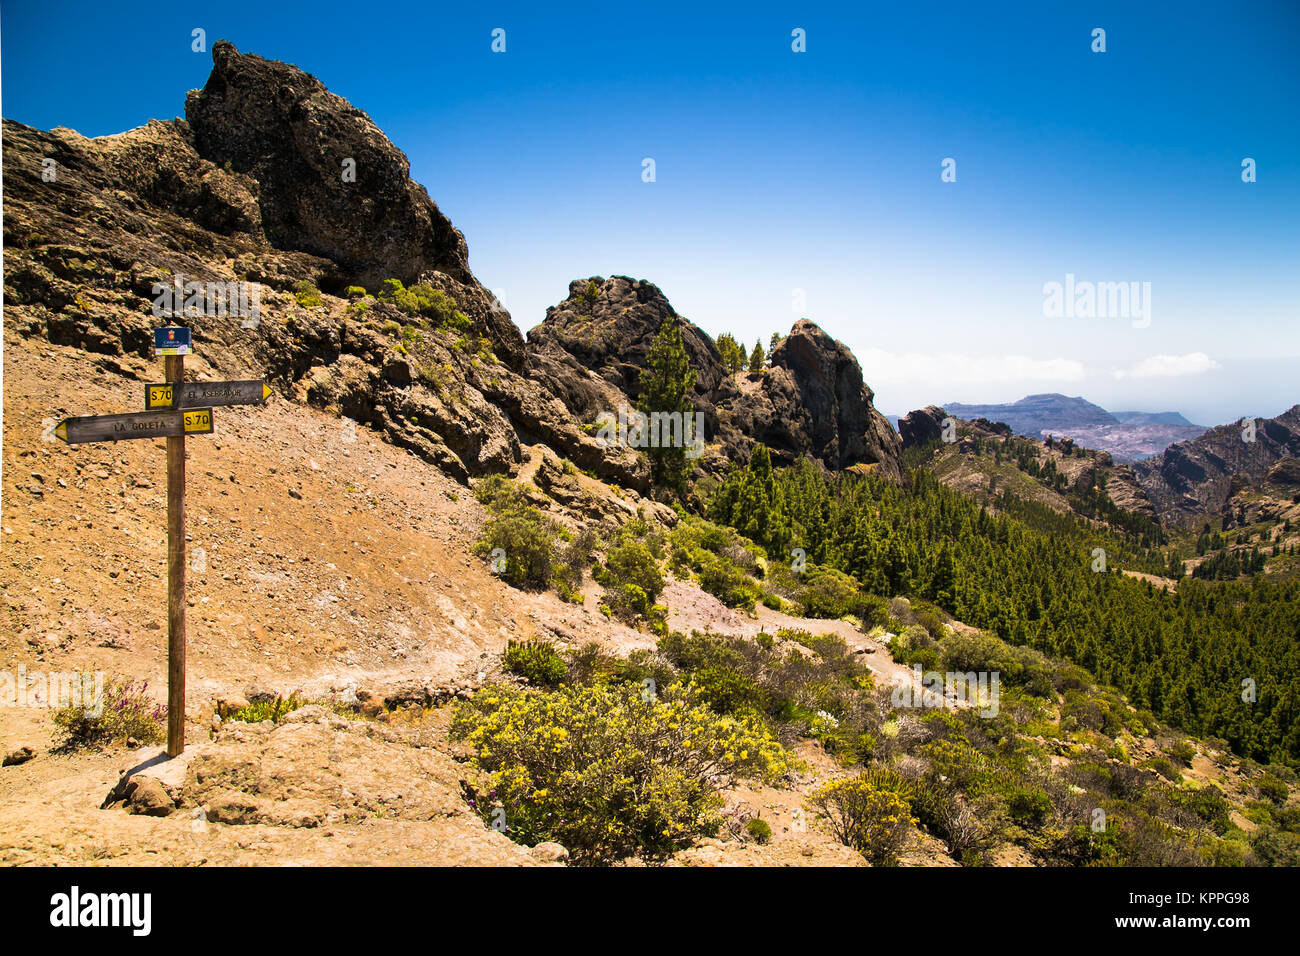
[1111,352,1221,380]
[858,349,1086,386]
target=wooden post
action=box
[165,353,187,757]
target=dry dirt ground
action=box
[1,336,941,866]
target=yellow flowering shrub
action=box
[808,775,917,865]
[451,682,789,864]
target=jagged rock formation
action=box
[2,43,901,492]
[185,41,524,369]
[528,283,902,479]
[898,405,947,448]
[527,276,726,398]
[1133,405,1300,528]
[712,320,900,476]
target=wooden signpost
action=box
[51,327,271,756]
[53,408,213,444]
[143,380,271,411]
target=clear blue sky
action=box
[4,0,1298,425]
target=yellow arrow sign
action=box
[144,380,271,410]
[52,408,215,444]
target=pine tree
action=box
[715,333,747,373]
[748,339,765,373]
[637,317,697,493]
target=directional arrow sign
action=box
[53,408,214,444]
[144,380,270,410]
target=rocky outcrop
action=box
[184,41,524,368]
[527,283,903,478]
[1133,406,1300,528]
[529,294,903,478]
[715,320,900,476]
[1266,457,1300,487]
[898,405,947,448]
[527,276,726,398]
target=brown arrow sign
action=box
[53,408,215,444]
[144,380,270,410]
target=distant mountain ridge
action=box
[1132,404,1300,528]
[940,393,1205,463]
[945,394,1118,433]
[1112,410,1200,427]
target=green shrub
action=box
[691,664,766,716]
[799,567,865,619]
[474,474,527,514]
[1258,773,1289,805]
[1140,756,1182,782]
[51,675,165,749]
[345,285,368,299]
[377,278,473,332]
[746,817,773,843]
[553,526,599,603]
[808,775,916,865]
[938,630,1023,682]
[225,693,305,723]
[1165,784,1231,835]
[564,642,618,686]
[1006,787,1053,829]
[603,539,664,604]
[474,506,558,589]
[695,549,761,609]
[451,682,788,864]
[611,649,678,695]
[913,605,947,641]
[1165,739,1197,767]
[668,517,765,609]
[293,279,323,308]
[502,639,568,687]
[1251,827,1300,866]
[658,631,746,672]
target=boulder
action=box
[529,841,570,864]
[124,777,176,817]
[898,406,947,448]
[2,746,37,767]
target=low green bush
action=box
[451,682,788,864]
[502,639,567,687]
[378,278,473,332]
[293,279,322,308]
[746,817,773,843]
[51,675,165,749]
[808,775,916,865]
[225,692,305,723]
[474,506,558,589]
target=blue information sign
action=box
[154,326,192,356]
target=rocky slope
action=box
[898,406,1157,527]
[0,335,911,866]
[1133,405,1300,529]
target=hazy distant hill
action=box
[941,393,1205,462]
[945,394,1116,434]
[1112,410,1201,427]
